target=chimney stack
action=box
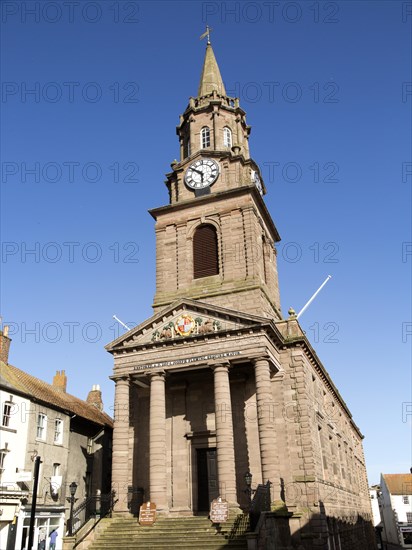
[53,370,67,392]
[87,384,103,411]
[0,326,11,364]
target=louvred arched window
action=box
[193,224,219,279]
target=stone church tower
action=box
[106,40,375,549]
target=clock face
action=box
[253,170,263,195]
[184,159,220,189]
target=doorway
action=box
[196,448,218,512]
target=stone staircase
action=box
[88,514,250,549]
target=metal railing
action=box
[69,491,115,535]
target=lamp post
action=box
[244,470,253,510]
[67,482,78,536]
[27,454,42,550]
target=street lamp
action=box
[244,470,253,510]
[67,482,78,536]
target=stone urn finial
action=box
[288,307,297,319]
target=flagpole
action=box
[296,275,332,319]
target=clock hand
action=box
[191,168,203,176]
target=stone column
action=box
[211,362,239,507]
[111,376,130,515]
[149,371,168,511]
[253,357,282,506]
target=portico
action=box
[107,300,283,516]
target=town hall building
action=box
[105,38,375,549]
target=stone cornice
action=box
[167,149,254,174]
[149,185,281,243]
[178,98,246,125]
[109,323,283,356]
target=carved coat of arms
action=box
[175,314,195,336]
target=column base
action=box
[270,501,291,516]
[155,505,170,515]
[227,502,242,514]
[112,510,133,518]
[168,507,193,517]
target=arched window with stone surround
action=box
[201,127,211,149]
[193,224,219,279]
[223,127,232,148]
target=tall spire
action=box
[197,42,227,97]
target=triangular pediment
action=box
[106,299,271,352]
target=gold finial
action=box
[200,25,212,45]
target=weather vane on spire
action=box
[200,25,212,45]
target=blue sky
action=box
[1,0,411,485]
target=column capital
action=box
[209,360,231,371]
[148,369,166,380]
[111,374,130,384]
[252,356,271,367]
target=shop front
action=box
[14,507,65,550]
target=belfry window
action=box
[201,127,210,149]
[193,224,219,279]
[223,127,232,148]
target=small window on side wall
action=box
[37,413,47,440]
[193,225,219,279]
[54,419,63,445]
[2,402,12,427]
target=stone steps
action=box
[88,514,249,549]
